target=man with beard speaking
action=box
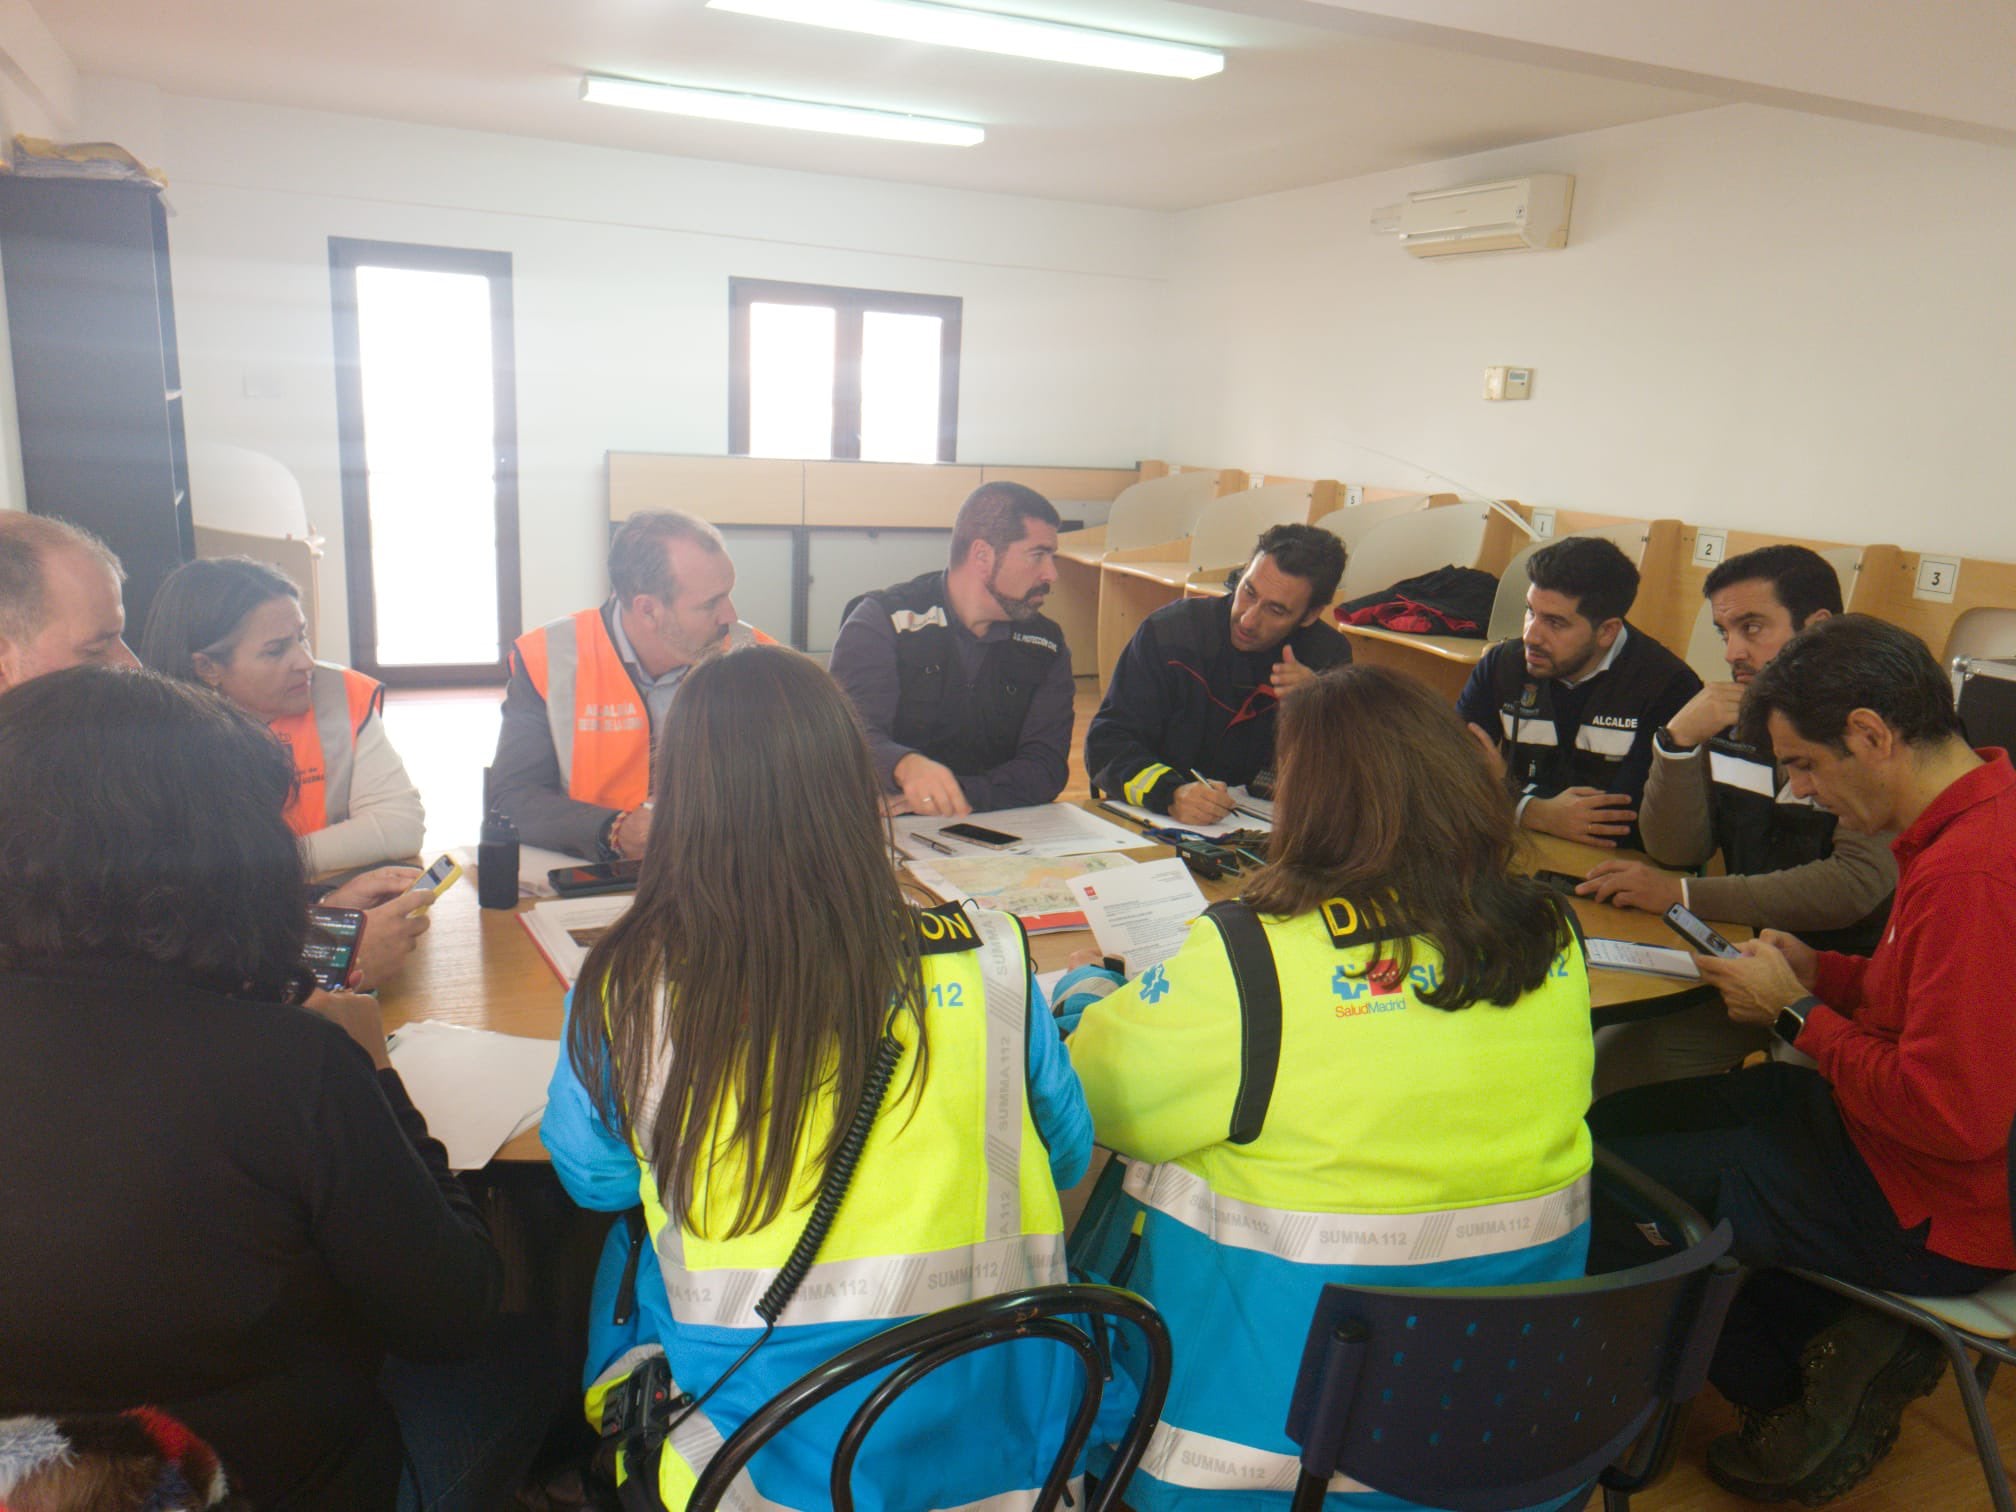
[831,483,1073,815]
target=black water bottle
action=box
[478,807,520,910]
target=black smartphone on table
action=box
[938,822,1022,850]
[300,905,365,991]
[1531,869,1587,896]
[1664,902,1743,959]
[547,858,643,897]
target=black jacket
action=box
[0,958,502,1510]
[1086,594,1351,812]
[1456,625,1702,849]
[841,571,1067,781]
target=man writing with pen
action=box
[1086,525,1351,825]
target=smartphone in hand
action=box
[300,906,366,991]
[406,855,464,914]
[1664,902,1742,959]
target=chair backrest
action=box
[1283,1152,1741,1512]
[1312,492,1434,553]
[1679,544,1864,684]
[1187,482,1322,576]
[688,1284,1173,1512]
[1338,503,1491,603]
[1104,472,1222,552]
[1485,521,1656,644]
[1955,658,2016,752]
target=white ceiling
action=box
[36,0,1722,210]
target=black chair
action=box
[1282,1150,1741,1512]
[1782,1110,2016,1512]
[687,1283,1173,1512]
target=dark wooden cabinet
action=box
[0,176,192,629]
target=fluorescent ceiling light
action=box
[706,0,1225,80]
[581,75,985,146]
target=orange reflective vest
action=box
[271,664,384,837]
[513,608,775,811]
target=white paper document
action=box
[1585,937,1702,981]
[1095,790,1273,839]
[1068,858,1207,972]
[519,894,633,986]
[891,803,1152,862]
[385,1020,560,1170]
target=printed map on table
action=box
[906,853,1138,933]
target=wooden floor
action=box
[384,678,2016,1510]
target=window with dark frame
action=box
[729,277,961,464]
[329,236,522,687]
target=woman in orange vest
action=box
[141,557,424,876]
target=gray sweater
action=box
[1638,738,1896,929]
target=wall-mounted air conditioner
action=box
[1378,174,1575,258]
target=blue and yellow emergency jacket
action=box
[543,902,1117,1510]
[1063,897,1594,1511]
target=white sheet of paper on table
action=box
[385,1020,560,1170]
[1067,857,1208,972]
[1584,937,1702,981]
[1096,788,1273,839]
[891,803,1153,861]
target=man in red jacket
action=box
[1591,614,2016,1504]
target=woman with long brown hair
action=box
[542,643,1103,1511]
[1063,664,1595,1510]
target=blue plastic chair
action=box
[1283,1150,1741,1512]
[687,1283,1173,1512]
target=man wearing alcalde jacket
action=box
[1458,534,1700,851]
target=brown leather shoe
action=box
[1707,1307,1946,1505]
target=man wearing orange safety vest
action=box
[490,511,775,858]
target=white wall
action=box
[94,87,1169,661]
[1163,104,2016,561]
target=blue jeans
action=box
[382,1314,561,1512]
[1591,1063,2008,1409]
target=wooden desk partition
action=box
[1852,546,2016,663]
[802,461,984,529]
[606,453,1142,531]
[606,453,802,526]
[605,453,1142,649]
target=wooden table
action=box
[379,817,1743,1162]
[1337,623,1487,702]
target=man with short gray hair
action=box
[489,509,774,858]
[830,482,1072,816]
[0,513,139,692]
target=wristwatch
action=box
[1654,725,1692,755]
[1774,993,1819,1048]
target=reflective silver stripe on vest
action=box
[657,906,1061,1328]
[969,907,1030,1245]
[1139,1423,1372,1496]
[1500,710,1558,746]
[544,615,580,788]
[1120,1160,1591,1268]
[1575,723,1637,758]
[666,1395,788,1512]
[664,1231,1066,1328]
[724,620,761,649]
[311,663,360,822]
[1710,747,1786,800]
